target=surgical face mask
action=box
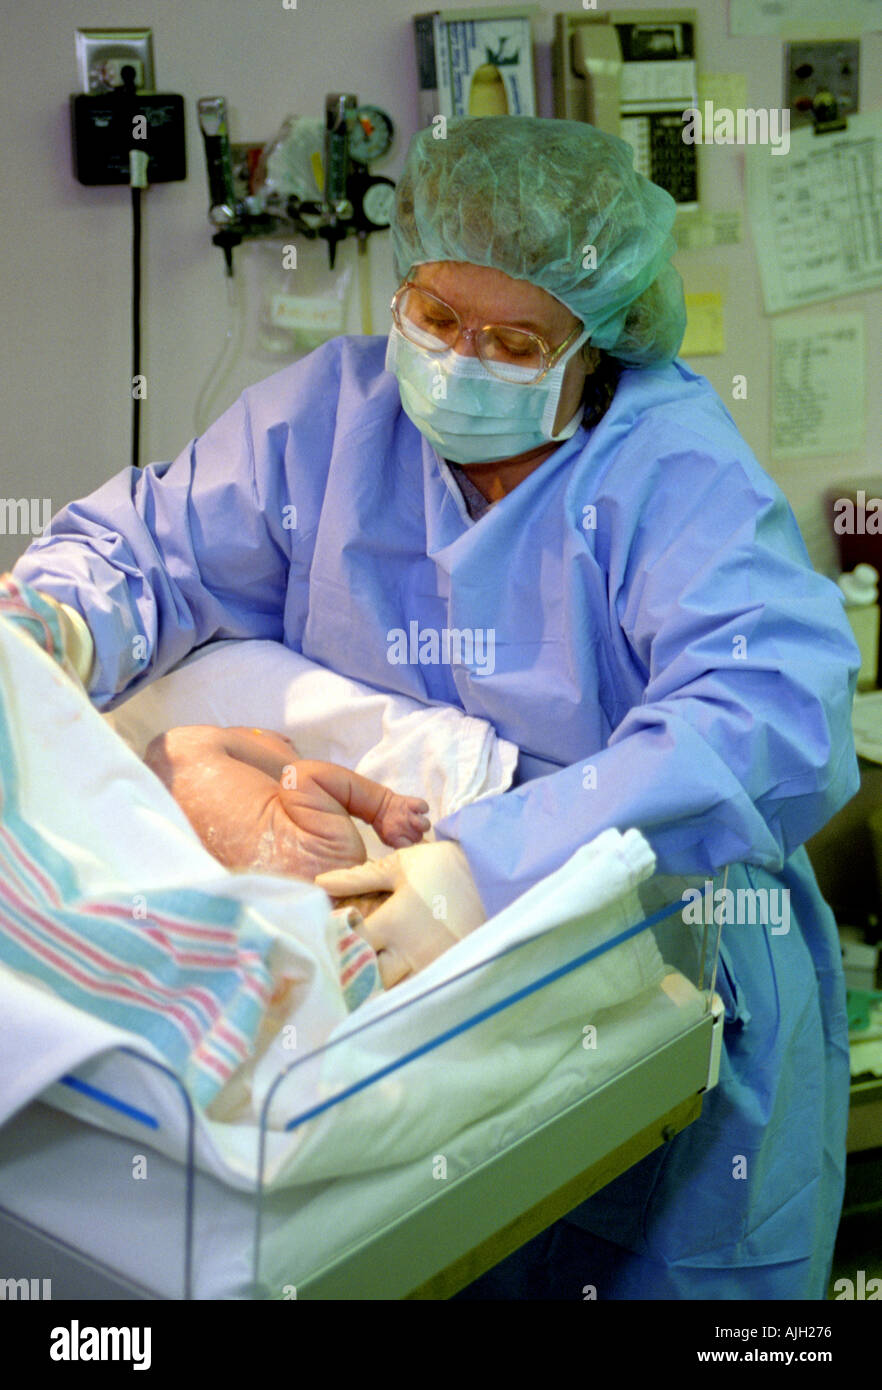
[385,325,590,465]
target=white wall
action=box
[2,0,881,572]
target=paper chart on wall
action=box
[746,111,882,314]
[771,312,865,458]
[730,0,882,37]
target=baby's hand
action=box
[373,790,431,850]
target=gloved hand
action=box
[43,594,94,686]
[315,840,487,988]
[0,573,94,687]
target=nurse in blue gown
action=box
[12,118,859,1299]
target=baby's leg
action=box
[280,761,430,850]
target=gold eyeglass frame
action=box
[391,280,584,385]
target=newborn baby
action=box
[143,724,430,885]
[145,725,435,1120]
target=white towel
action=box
[104,640,520,839]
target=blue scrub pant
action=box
[455,1217,835,1301]
[458,858,849,1302]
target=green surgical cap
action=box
[392,117,686,366]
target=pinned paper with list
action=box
[746,111,882,314]
[771,312,865,458]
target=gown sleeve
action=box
[436,412,862,918]
[11,342,344,709]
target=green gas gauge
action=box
[350,105,394,165]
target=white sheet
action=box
[0,627,674,1192]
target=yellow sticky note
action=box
[681,293,725,357]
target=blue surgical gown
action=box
[14,336,859,1299]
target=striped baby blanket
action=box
[0,576,352,1111]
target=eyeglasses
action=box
[390,281,584,385]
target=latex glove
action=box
[43,594,95,686]
[315,841,486,987]
[0,573,94,686]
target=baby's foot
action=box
[373,791,431,849]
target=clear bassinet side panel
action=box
[0,872,722,1300]
[250,871,723,1300]
[4,1049,200,1300]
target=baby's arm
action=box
[288,761,430,850]
[214,733,430,849]
[143,725,282,868]
[216,726,299,780]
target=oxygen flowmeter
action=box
[196,94,395,273]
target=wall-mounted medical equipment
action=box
[196,94,395,274]
[553,9,699,209]
[70,26,185,189]
[70,90,186,188]
[193,94,395,429]
[68,30,187,472]
[785,40,859,133]
[414,6,538,125]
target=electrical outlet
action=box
[75,28,155,95]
